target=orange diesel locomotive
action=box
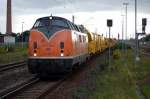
[28,16,89,77]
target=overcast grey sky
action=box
[0,0,148,15]
[2,0,150,15]
[0,0,150,37]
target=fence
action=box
[0,42,28,48]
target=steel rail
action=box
[0,77,39,99]
[0,60,27,72]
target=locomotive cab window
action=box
[33,18,70,29]
[32,17,71,39]
[52,19,69,29]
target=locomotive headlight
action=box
[34,53,37,57]
[61,53,64,57]
[49,16,53,20]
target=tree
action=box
[22,30,30,42]
[143,34,150,42]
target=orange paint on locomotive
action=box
[29,29,88,58]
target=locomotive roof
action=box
[37,16,70,22]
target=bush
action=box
[0,46,15,54]
[6,46,15,52]
[112,43,131,50]
[0,47,6,54]
[113,49,121,59]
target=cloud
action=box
[11,0,150,16]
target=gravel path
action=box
[44,52,108,99]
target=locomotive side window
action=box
[71,24,78,32]
[67,21,75,30]
[74,25,80,32]
[70,23,76,31]
[79,35,82,43]
[34,21,40,28]
[79,27,83,33]
[66,21,73,30]
[82,36,86,43]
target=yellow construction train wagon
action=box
[86,30,109,55]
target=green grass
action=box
[0,46,28,64]
[136,55,150,99]
[88,52,139,99]
[74,48,150,99]
[141,85,150,99]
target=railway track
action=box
[140,46,150,49]
[0,60,27,72]
[139,46,150,56]
[130,44,150,57]
[0,76,66,99]
[140,51,150,56]
[0,60,68,99]
[0,77,38,99]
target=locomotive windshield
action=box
[33,19,50,27]
[32,17,70,38]
[33,18,69,29]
